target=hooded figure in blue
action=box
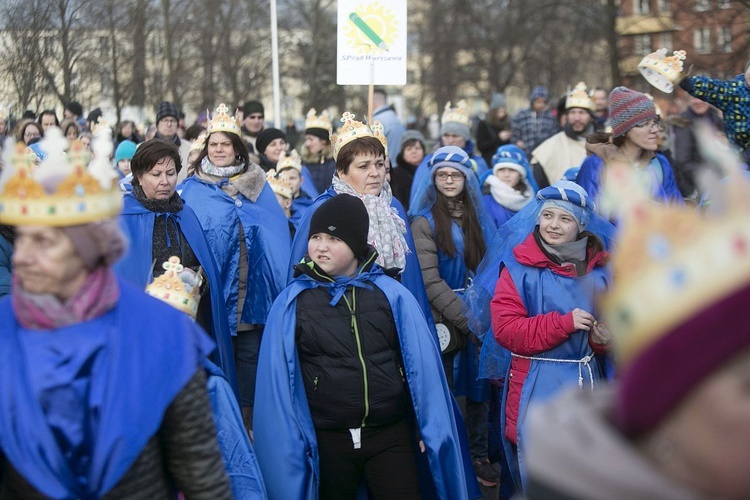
[409,146,499,486]
[575,87,683,216]
[179,105,291,424]
[114,139,238,398]
[463,181,615,493]
[480,145,537,229]
[255,194,480,500]
[287,115,437,341]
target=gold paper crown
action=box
[638,48,687,94]
[441,100,471,127]
[277,149,302,173]
[601,151,750,367]
[370,121,388,156]
[145,256,203,318]
[190,132,207,152]
[565,82,595,112]
[266,169,293,199]
[331,112,376,160]
[305,108,332,132]
[206,103,241,137]
[0,128,121,226]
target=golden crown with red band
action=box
[277,149,302,173]
[0,128,121,226]
[565,82,595,112]
[266,169,293,199]
[331,112,378,160]
[600,140,750,365]
[638,48,687,94]
[441,100,471,127]
[207,103,241,137]
[146,256,203,318]
[305,108,332,132]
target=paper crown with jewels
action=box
[277,149,302,173]
[206,103,241,137]
[146,256,203,318]
[565,82,595,112]
[190,132,207,152]
[266,169,293,199]
[600,144,750,366]
[0,127,121,226]
[330,112,386,160]
[305,108,332,132]
[441,100,471,127]
[638,48,687,94]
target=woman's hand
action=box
[571,308,595,331]
[590,321,612,346]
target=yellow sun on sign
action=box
[344,1,398,55]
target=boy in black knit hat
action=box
[254,194,478,499]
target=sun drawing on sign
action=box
[344,1,398,55]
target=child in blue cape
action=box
[254,194,479,500]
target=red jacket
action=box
[491,233,609,444]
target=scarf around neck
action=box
[12,266,120,330]
[132,183,183,213]
[332,176,409,271]
[199,156,246,178]
[485,175,533,212]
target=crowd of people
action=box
[0,57,748,500]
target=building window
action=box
[717,27,732,53]
[658,0,670,12]
[634,34,651,56]
[695,0,710,11]
[659,33,673,51]
[694,28,712,54]
[634,0,650,14]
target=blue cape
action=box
[0,280,214,498]
[288,185,438,342]
[179,176,291,334]
[115,192,238,398]
[0,233,11,299]
[254,268,480,499]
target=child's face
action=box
[117,159,131,176]
[308,232,359,277]
[539,207,579,245]
[495,167,521,188]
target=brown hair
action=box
[432,188,487,272]
[14,120,43,144]
[60,119,80,139]
[335,136,385,175]
[191,131,249,175]
[130,139,182,185]
[586,130,625,148]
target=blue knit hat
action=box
[429,145,475,179]
[115,140,137,164]
[492,145,529,177]
[536,180,595,231]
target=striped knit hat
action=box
[609,86,657,138]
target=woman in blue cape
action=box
[575,87,683,215]
[115,139,238,397]
[0,130,232,498]
[409,145,499,486]
[288,112,437,340]
[180,104,291,431]
[255,194,480,499]
[464,181,615,494]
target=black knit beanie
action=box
[255,127,287,155]
[243,100,265,117]
[308,194,369,259]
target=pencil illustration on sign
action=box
[344,1,397,55]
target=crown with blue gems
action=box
[600,143,750,364]
[146,256,203,318]
[206,103,241,137]
[331,112,381,160]
[305,108,332,132]
[0,127,121,226]
[638,48,687,94]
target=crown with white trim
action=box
[146,256,203,318]
[190,132,207,152]
[305,108,332,132]
[277,149,302,173]
[638,48,687,94]
[207,103,241,137]
[565,82,595,112]
[266,169,293,199]
[331,112,377,160]
[370,120,388,157]
[441,100,471,127]
[0,128,121,226]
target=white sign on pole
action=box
[336,0,407,86]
